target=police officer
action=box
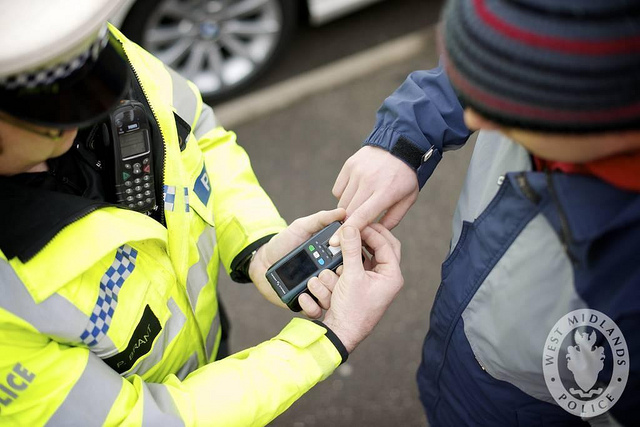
[0,1,403,425]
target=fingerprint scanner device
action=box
[106,100,156,214]
[266,221,343,312]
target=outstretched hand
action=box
[331,146,418,244]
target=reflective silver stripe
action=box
[0,259,118,352]
[175,352,199,381]
[450,131,532,252]
[126,298,187,377]
[462,214,587,403]
[205,310,221,361]
[46,354,123,426]
[142,383,185,426]
[185,225,216,310]
[193,103,218,140]
[166,65,200,128]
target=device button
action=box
[134,178,142,184]
[313,252,320,259]
[137,201,145,207]
[318,258,325,266]
[144,190,152,196]
[136,194,143,200]
[143,183,151,189]
[145,198,153,204]
[143,158,149,165]
[133,167,142,175]
[125,188,133,195]
[124,163,131,170]
[143,175,150,182]
[126,196,134,202]
[143,165,151,174]
[328,245,341,257]
[128,203,136,208]
[308,244,315,251]
[124,180,132,187]
[122,172,131,181]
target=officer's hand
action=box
[249,208,346,314]
[321,224,403,353]
[330,146,418,245]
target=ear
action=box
[463,109,501,131]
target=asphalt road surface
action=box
[215,3,475,426]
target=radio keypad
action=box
[119,155,154,212]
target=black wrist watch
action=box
[229,234,276,283]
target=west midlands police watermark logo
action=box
[543,309,629,418]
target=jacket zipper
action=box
[545,171,577,264]
[515,173,541,204]
[117,40,167,227]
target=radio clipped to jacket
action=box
[103,100,156,213]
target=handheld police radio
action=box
[266,221,343,312]
[104,100,156,213]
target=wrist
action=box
[321,314,358,354]
[248,245,267,284]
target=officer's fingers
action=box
[339,226,365,277]
[290,208,346,239]
[368,223,401,262]
[318,269,340,292]
[360,226,401,269]
[335,265,344,276]
[298,293,323,319]
[308,277,332,310]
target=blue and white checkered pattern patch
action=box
[184,187,190,213]
[80,245,137,347]
[164,185,176,212]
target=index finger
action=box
[360,226,401,269]
[329,197,384,246]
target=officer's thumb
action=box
[340,226,364,275]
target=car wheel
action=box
[121,0,298,104]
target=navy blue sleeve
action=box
[364,65,471,189]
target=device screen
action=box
[120,131,148,159]
[276,250,316,290]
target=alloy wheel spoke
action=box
[181,41,208,79]
[155,38,193,66]
[223,19,279,36]
[219,34,255,64]
[146,26,191,44]
[223,0,269,20]
[206,43,225,82]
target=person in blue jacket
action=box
[330,0,640,425]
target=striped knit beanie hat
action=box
[442,0,640,133]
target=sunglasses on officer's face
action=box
[0,111,66,141]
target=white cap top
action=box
[0,0,129,77]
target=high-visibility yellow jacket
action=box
[0,26,342,426]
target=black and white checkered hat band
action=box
[0,25,109,91]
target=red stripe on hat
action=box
[474,0,640,55]
[446,58,640,122]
